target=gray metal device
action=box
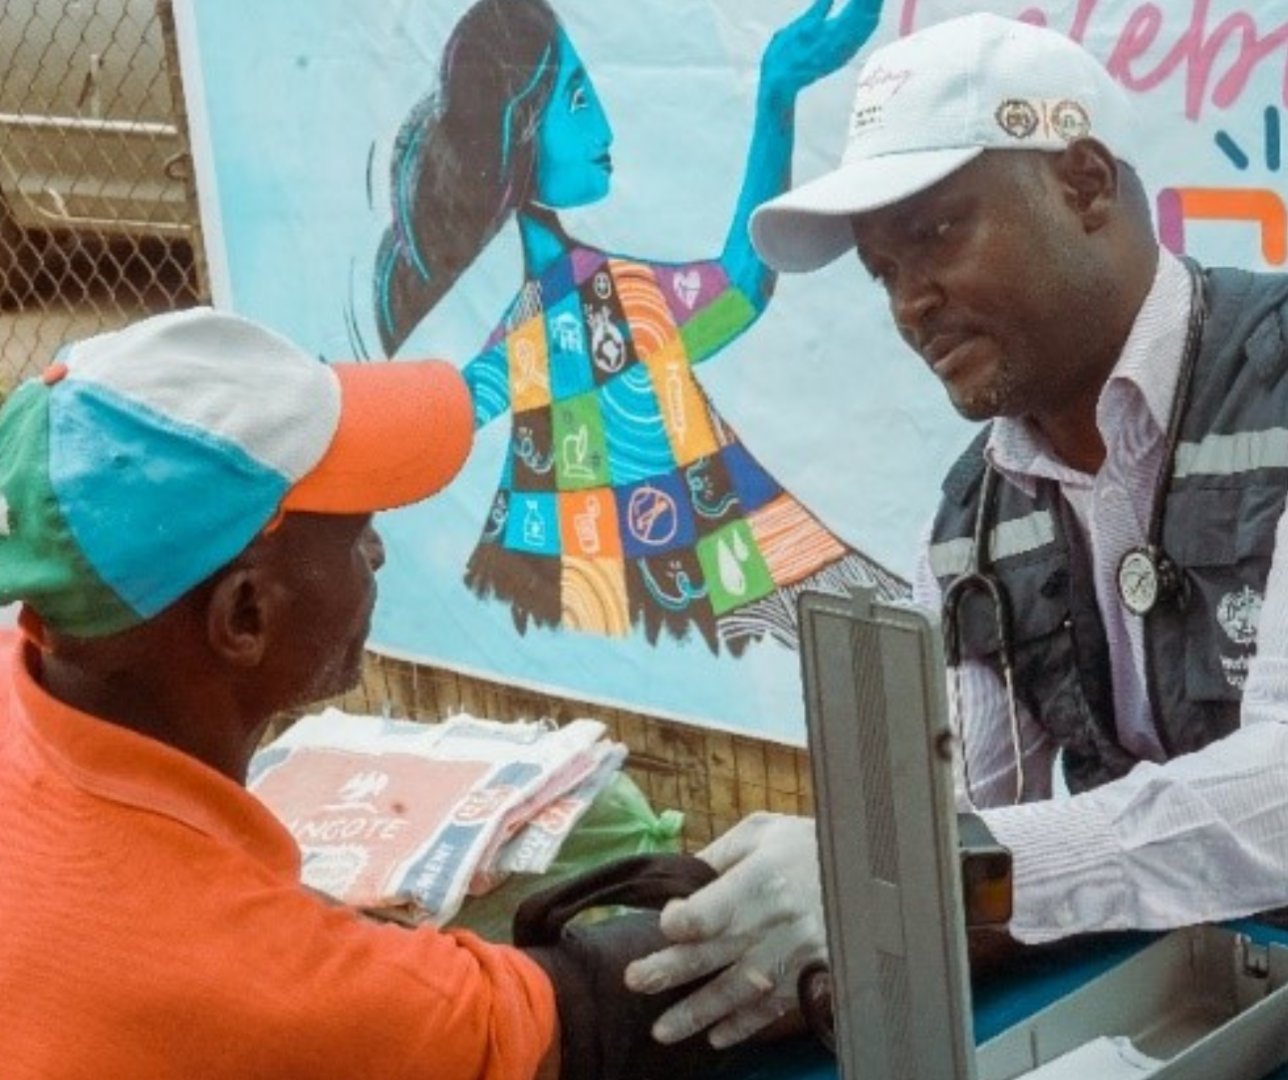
[798,586,1288,1080]
[798,586,975,1080]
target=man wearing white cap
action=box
[626,11,1288,1051]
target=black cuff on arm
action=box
[515,854,728,1080]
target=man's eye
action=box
[570,87,587,112]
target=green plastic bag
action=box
[450,772,684,943]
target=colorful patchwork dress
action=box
[462,242,906,655]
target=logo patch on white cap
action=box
[1050,100,1092,141]
[995,98,1093,143]
[995,99,1039,140]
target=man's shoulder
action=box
[1201,262,1288,310]
[1196,263,1288,378]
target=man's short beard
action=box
[952,360,1014,422]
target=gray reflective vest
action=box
[929,266,1288,793]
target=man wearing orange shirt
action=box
[0,308,709,1079]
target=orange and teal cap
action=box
[0,307,473,637]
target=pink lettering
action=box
[1108,6,1166,87]
[1208,16,1288,111]
[1105,2,1288,120]
[893,0,1288,121]
[897,0,916,37]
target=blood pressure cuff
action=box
[513,853,729,1080]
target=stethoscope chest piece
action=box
[1117,544,1182,616]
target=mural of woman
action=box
[374,0,905,656]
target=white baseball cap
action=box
[750,13,1139,272]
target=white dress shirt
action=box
[914,248,1288,942]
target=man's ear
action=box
[1056,137,1119,232]
[206,566,272,667]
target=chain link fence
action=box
[0,0,204,400]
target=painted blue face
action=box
[532,30,613,208]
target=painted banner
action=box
[174,0,1288,742]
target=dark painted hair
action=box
[374,0,562,354]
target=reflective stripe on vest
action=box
[927,510,1056,578]
[1175,428,1288,478]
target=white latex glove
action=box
[623,812,825,1048]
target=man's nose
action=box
[890,264,944,337]
[361,525,386,572]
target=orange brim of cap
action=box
[282,359,474,514]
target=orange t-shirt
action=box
[0,631,556,1079]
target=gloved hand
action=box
[623,812,826,1048]
[515,853,733,1080]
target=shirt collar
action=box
[1101,248,1195,435]
[986,247,1194,484]
[5,633,300,878]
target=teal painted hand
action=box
[761,0,884,103]
[725,0,886,301]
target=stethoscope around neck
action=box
[1115,262,1208,618]
[942,260,1208,806]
